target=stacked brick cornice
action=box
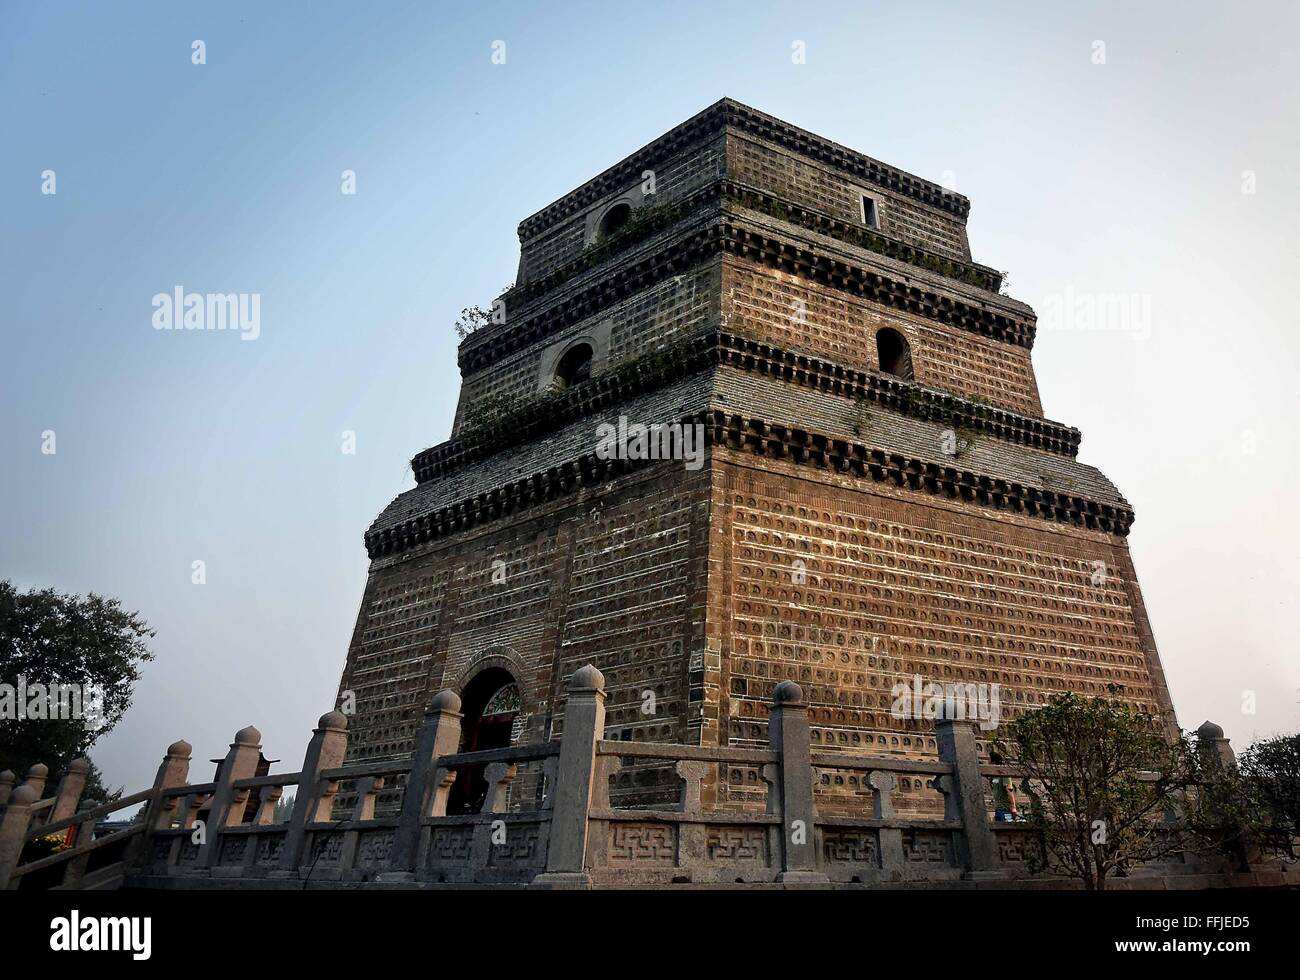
[459,205,1034,374]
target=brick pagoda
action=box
[337,99,1177,812]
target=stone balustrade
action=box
[0,665,1282,890]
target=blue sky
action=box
[2,0,1297,791]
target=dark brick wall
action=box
[339,463,712,808]
[725,129,972,260]
[452,260,720,434]
[722,256,1043,416]
[707,452,1172,812]
[515,132,727,286]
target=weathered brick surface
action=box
[338,101,1176,816]
[723,256,1042,415]
[453,259,720,433]
[725,129,972,259]
[340,463,712,806]
[516,132,726,285]
[709,453,1167,787]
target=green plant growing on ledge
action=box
[454,306,491,340]
[849,391,869,437]
[724,189,1000,292]
[454,333,707,458]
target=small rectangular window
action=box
[861,195,878,228]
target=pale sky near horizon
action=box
[2,0,1298,792]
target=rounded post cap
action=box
[25,763,49,778]
[773,680,803,705]
[67,758,91,774]
[0,770,15,783]
[234,725,262,746]
[428,690,462,713]
[167,739,193,757]
[1197,720,1225,740]
[11,785,39,806]
[317,710,348,731]
[571,663,605,692]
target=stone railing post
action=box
[198,725,263,868]
[338,776,384,877]
[146,740,194,831]
[0,785,39,889]
[274,711,348,875]
[21,763,49,799]
[21,764,50,826]
[21,764,49,826]
[381,691,462,881]
[936,712,997,877]
[60,802,99,888]
[768,680,828,884]
[869,771,905,868]
[532,664,606,889]
[50,758,91,824]
[0,770,15,809]
[124,740,193,879]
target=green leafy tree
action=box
[1237,733,1300,859]
[273,791,296,824]
[0,581,155,779]
[990,689,1194,890]
[78,758,125,809]
[1180,727,1253,870]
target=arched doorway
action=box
[447,667,520,814]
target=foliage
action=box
[454,306,491,340]
[1237,734,1300,859]
[26,832,72,859]
[900,387,982,457]
[273,791,297,824]
[0,581,155,777]
[989,689,1194,890]
[849,392,869,437]
[79,757,124,809]
[724,191,1001,291]
[456,333,702,454]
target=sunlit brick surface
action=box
[726,131,972,259]
[723,258,1042,415]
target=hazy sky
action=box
[2,1,1297,792]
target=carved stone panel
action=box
[706,825,769,865]
[607,822,675,866]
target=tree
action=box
[1182,725,1252,871]
[0,581,155,778]
[1237,733,1300,860]
[990,689,1194,890]
[79,758,125,809]
[273,792,296,824]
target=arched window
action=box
[876,327,913,381]
[597,202,632,241]
[554,342,593,388]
